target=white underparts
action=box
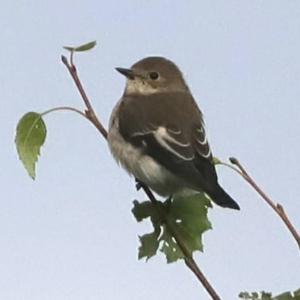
[108,116,185,196]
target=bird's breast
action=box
[107,110,184,196]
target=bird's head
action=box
[116,56,189,96]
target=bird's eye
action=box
[149,71,159,80]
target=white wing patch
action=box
[200,147,211,158]
[195,128,207,145]
[167,127,181,135]
[195,127,211,158]
[157,127,190,147]
[154,127,194,161]
[131,126,194,161]
[131,123,157,137]
[131,130,153,137]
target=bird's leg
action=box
[135,178,144,191]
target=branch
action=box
[169,223,221,300]
[222,157,300,250]
[61,55,108,139]
[137,182,221,300]
[41,106,88,119]
[61,54,222,300]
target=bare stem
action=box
[70,50,74,67]
[166,220,221,300]
[184,258,221,300]
[225,157,300,250]
[138,181,221,299]
[61,54,222,299]
[41,106,88,119]
[61,55,108,139]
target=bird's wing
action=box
[192,126,212,161]
[118,92,217,190]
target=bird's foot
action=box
[135,179,144,191]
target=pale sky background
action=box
[1,1,300,299]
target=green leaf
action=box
[138,230,160,260]
[63,40,97,52]
[15,112,46,179]
[163,193,212,258]
[132,200,162,260]
[131,200,160,222]
[239,290,300,300]
[239,291,272,299]
[261,292,273,300]
[75,41,97,51]
[273,290,300,300]
[274,292,293,300]
[294,289,300,300]
[132,193,212,263]
[160,226,184,263]
[239,292,251,299]
[63,46,75,52]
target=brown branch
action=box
[137,182,221,300]
[61,55,108,139]
[166,221,221,300]
[228,157,300,250]
[184,258,221,300]
[41,106,89,119]
[61,54,222,300]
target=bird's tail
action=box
[208,185,240,210]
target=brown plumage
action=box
[108,57,240,210]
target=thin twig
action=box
[167,220,221,300]
[216,161,244,177]
[61,55,108,139]
[41,106,88,119]
[228,157,300,250]
[138,182,221,300]
[185,258,221,300]
[70,50,74,67]
[61,54,222,300]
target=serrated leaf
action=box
[239,290,300,300]
[274,292,293,300]
[294,289,300,296]
[165,193,212,255]
[63,41,96,52]
[160,226,184,263]
[138,230,160,260]
[15,112,46,179]
[261,292,273,300]
[131,200,159,222]
[274,291,300,300]
[239,292,251,299]
[239,291,272,299]
[132,193,212,263]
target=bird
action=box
[107,56,240,210]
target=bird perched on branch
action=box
[108,56,240,210]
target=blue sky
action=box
[1,1,300,299]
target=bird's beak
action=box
[115,67,136,80]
